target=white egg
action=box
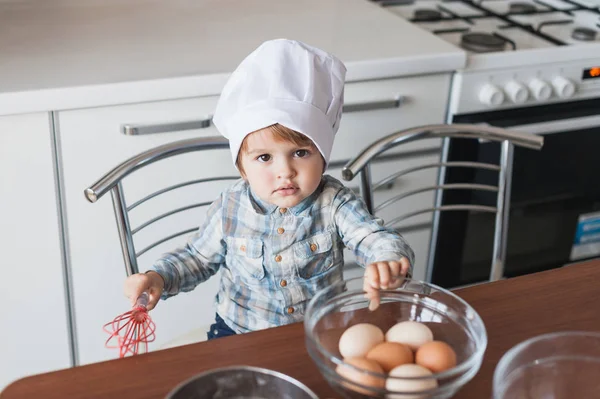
[385,321,433,351]
[386,364,438,399]
[338,323,384,358]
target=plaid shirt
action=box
[151,175,415,334]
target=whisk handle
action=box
[135,292,150,309]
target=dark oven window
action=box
[431,98,600,288]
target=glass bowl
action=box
[304,277,487,399]
[493,331,600,399]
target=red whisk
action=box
[103,292,157,358]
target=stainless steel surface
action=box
[342,96,403,113]
[341,124,543,180]
[85,137,229,203]
[342,124,543,283]
[50,111,78,367]
[136,227,197,258]
[165,366,319,399]
[373,161,500,191]
[359,163,374,214]
[508,114,600,136]
[131,202,212,235]
[427,136,451,283]
[490,141,514,282]
[85,136,235,280]
[111,183,138,276]
[127,176,239,211]
[121,118,212,136]
[385,204,498,227]
[375,183,499,213]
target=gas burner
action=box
[572,26,597,41]
[461,32,507,52]
[508,2,537,14]
[413,8,443,21]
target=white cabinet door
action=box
[58,97,234,366]
[0,113,71,390]
[331,74,451,162]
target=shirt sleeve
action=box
[150,193,226,299]
[333,185,416,269]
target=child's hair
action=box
[236,123,317,174]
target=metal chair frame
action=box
[84,136,360,278]
[341,124,544,283]
[85,137,236,276]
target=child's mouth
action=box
[275,186,298,196]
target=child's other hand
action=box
[363,259,411,311]
[123,271,164,311]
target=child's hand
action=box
[123,271,164,311]
[363,259,411,311]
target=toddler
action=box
[124,39,415,339]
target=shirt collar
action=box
[246,178,325,216]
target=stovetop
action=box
[372,0,600,53]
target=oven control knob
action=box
[479,83,504,106]
[529,78,552,101]
[552,76,576,98]
[505,80,529,104]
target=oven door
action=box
[429,98,600,288]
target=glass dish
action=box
[304,277,487,398]
[493,331,600,399]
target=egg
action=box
[385,321,434,351]
[386,364,438,399]
[336,357,386,395]
[338,323,384,358]
[365,342,414,372]
[415,341,457,373]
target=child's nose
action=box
[277,159,295,179]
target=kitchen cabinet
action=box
[0,113,71,390]
[57,73,450,365]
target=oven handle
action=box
[496,114,600,135]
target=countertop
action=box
[0,0,466,116]
[2,259,599,398]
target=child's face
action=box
[239,128,325,208]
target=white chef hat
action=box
[212,38,347,168]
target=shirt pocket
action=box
[293,231,335,279]
[225,237,265,281]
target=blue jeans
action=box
[206,313,237,341]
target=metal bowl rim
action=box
[164,364,319,399]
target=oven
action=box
[428,97,600,288]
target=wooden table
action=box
[2,260,599,398]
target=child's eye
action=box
[257,154,271,162]
[295,149,310,158]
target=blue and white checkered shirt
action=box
[151,175,415,334]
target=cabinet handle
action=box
[121,117,212,136]
[342,96,404,113]
[120,96,402,135]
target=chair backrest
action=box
[85,137,237,276]
[341,124,544,283]
[84,135,372,278]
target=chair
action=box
[85,136,237,348]
[341,123,544,284]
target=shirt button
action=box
[287,306,295,314]
[279,208,287,214]
[310,243,318,252]
[280,280,287,287]
[277,227,285,234]
[275,255,282,262]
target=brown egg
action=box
[415,341,457,373]
[365,342,414,372]
[336,357,385,395]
